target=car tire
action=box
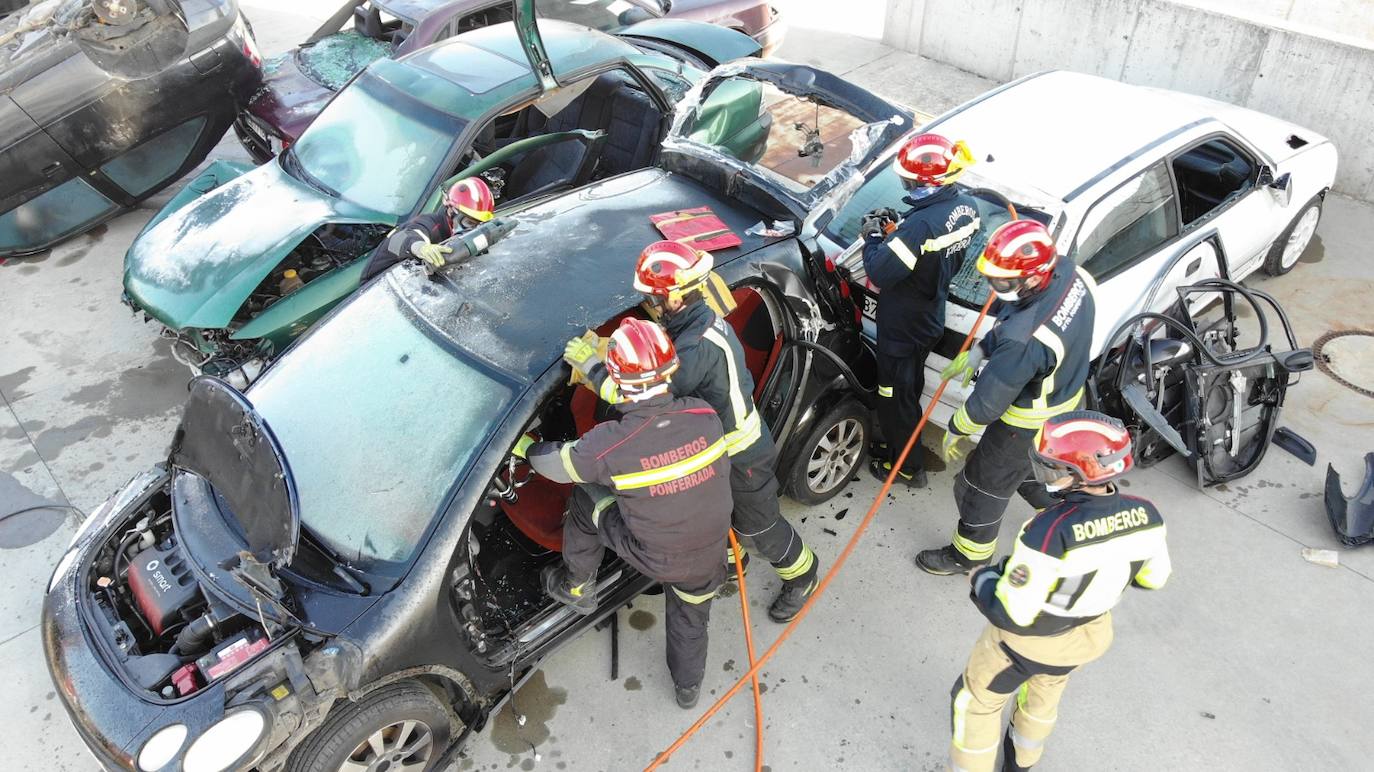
[1262,195,1323,276]
[784,399,870,506]
[285,681,455,772]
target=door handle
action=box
[42,161,62,177]
[1184,257,1202,276]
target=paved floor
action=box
[2,2,1372,770]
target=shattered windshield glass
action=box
[248,285,513,573]
[286,67,466,217]
[295,30,393,90]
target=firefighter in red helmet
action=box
[918,219,1097,575]
[525,318,733,710]
[861,133,981,488]
[566,241,823,624]
[361,177,495,280]
[948,411,1170,771]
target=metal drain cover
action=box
[1314,330,1374,398]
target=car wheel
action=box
[285,681,455,772]
[784,399,870,506]
[1263,195,1323,276]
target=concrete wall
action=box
[1194,0,1374,45]
[882,0,1374,201]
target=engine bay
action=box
[84,488,280,700]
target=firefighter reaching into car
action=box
[917,219,1097,575]
[860,133,981,488]
[360,177,495,281]
[948,411,1170,771]
[524,318,733,710]
[566,241,823,623]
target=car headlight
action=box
[67,499,113,550]
[182,709,267,772]
[48,549,79,594]
[137,724,188,772]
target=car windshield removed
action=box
[286,70,464,217]
[247,285,512,573]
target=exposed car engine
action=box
[86,489,275,699]
[235,222,390,326]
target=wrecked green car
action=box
[123,0,763,381]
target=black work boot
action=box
[541,564,596,615]
[868,457,927,488]
[725,549,750,583]
[915,544,987,576]
[675,684,700,709]
[768,573,819,623]
[1002,730,1032,771]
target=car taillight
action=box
[232,16,261,67]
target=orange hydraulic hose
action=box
[728,531,764,772]
[646,290,1000,771]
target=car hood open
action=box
[168,376,299,568]
[123,158,392,331]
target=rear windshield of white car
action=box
[249,286,513,574]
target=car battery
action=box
[127,542,199,635]
[196,628,270,681]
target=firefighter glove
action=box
[940,345,984,387]
[512,433,537,460]
[860,213,888,241]
[942,430,972,463]
[412,240,453,268]
[564,335,600,376]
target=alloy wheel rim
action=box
[339,719,435,772]
[806,418,864,494]
[1281,206,1320,269]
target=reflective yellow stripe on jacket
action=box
[997,324,1081,431]
[609,438,727,490]
[702,327,762,457]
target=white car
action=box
[819,69,1337,430]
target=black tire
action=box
[783,399,870,506]
[1262,194,1323,276]
[285,681,455,772]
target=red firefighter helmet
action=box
[633,240,714,299]
[892,133,975,186]
[605,318,679,398]
[1031,411,1135,488]
[977,219,1058,300]
[445,177,494,223]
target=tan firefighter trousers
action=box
[949,613,1114,771]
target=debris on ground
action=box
[1300,548,1339,568]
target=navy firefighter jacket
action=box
[861,185,981,354]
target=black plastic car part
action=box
[1325,453,1374,547]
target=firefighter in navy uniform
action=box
[566,241,821,623]
[948,411,1171,771]
[861,133,981,488]
[525,318,732,710]
[360,177,495,281]
[917,220,1097,575]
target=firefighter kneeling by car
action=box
[522,317,732,710]
[948,410,1171,771]
[917,220,1098,576]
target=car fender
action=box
[617,18,761,66]
[136,159,255,237]
[230,259,368,349]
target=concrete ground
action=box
[2,1,1371,770]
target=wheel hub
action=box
[341,719,434,772]
[807,417,863,494]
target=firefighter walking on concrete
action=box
[861,133,981,488]
[948,410,1171,771]
[526,317,732,709]
[567,241,821,623]
[917,220,1097,575]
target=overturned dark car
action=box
[44,62,910,771]
[0,0,260,256]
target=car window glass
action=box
[100,117,207,197]
[297,31,393,91]
[1073,162,1179,282]
[248,286,513,574]
[290,70,466,217]
[682,77,866,192]
[826,163,906,246]
[1171,137,1255,227]
[645,67,691,103]
[536,0,654,30]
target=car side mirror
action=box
[1266,170,1294,207]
